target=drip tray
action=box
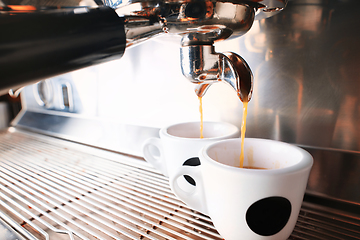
[0,129,359,240]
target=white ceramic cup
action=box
[170,138,313,240]
[142,121,240,179]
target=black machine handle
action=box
[0,6,126,94]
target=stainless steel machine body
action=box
[0,0,287,99]
[0,0,360,239]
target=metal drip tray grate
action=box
[0,129,359,240]
[292,203,360,240]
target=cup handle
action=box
[142,138,168,177]
[170,165,208,215]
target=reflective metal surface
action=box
[13,111,160,157]
[0,102,9,130]
[305,147,360,204]
[108,0,286,100]
[112,0,260,100]
[117,1,258,45]
[238,0,360,152]
[180,44,253,101]
[107,0,287,21]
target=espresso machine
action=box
[0,0,360,239]
[0,0,288,100]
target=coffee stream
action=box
[199,96,250,169]
[199,96,204,139]
[239,101,248,168]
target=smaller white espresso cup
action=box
[170,138,313,240]
[142,121,239,178]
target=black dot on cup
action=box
[182,157,200,186]
[246,196,292,236]
[183,157,201,166]
[183,175,196,186]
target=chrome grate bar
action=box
[0,129,360,240]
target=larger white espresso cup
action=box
[170,138,313,240]
[142,121,239,179]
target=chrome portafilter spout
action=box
[180,34,254,102]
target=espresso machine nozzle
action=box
[180,35,254,102]
[114,0,287,102]
[0,0,287,98]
